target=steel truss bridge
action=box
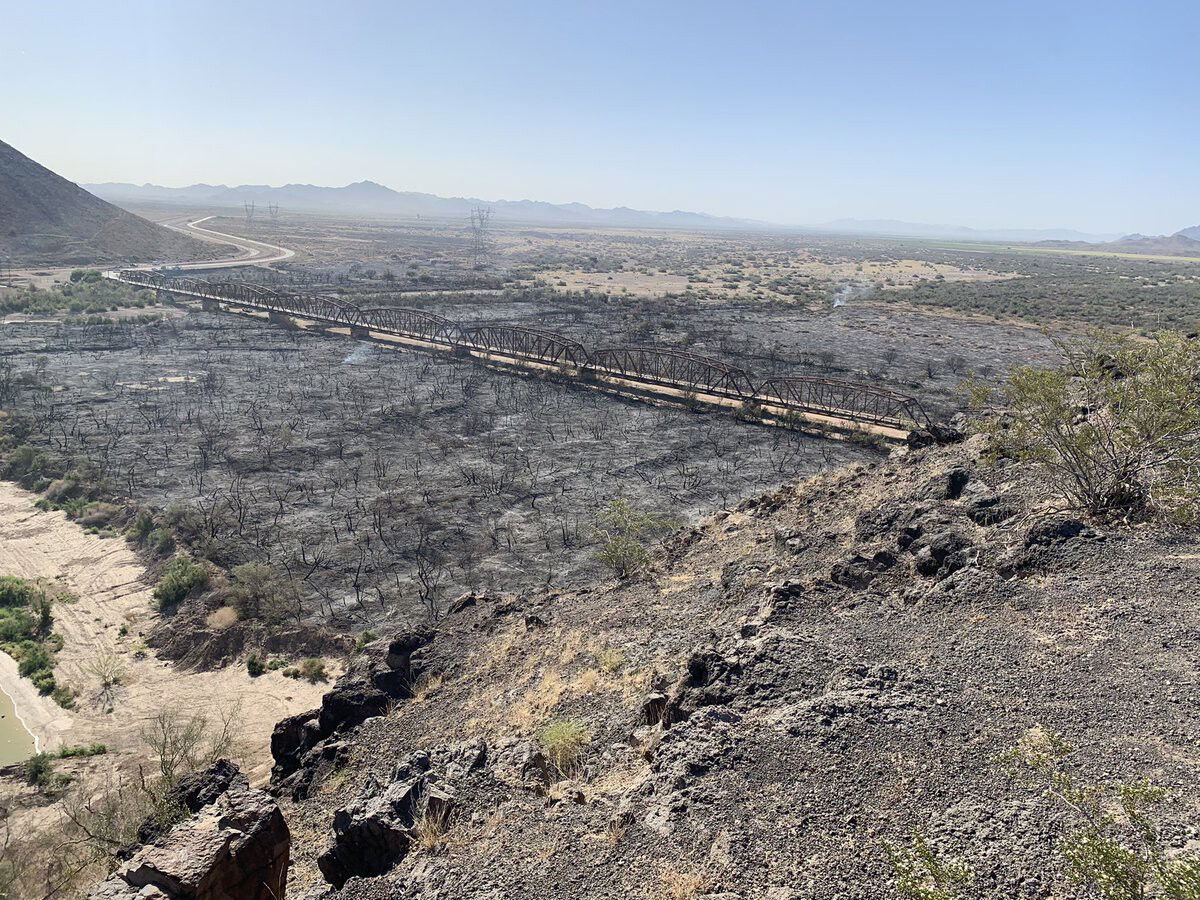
[105,270,924,438]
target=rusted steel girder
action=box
[461,324,589,366]
[754,376,920,428]
[358,307,460,343]
[589,346,756,397]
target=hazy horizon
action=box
[3,0,1196,235]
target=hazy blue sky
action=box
[3,0,1196,233]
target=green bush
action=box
[4,444,49,485]
[153,556,209,610]
[0,575,36,608]
[56,743,107,758]
[52,683,76,709]
[246,652,265,677]
[355,629,378,651]
[885,833,974,900]
[44,478,82,503]
[24,753,55,787]
[298,657,328,683]
[129,509,156,541]
[973,331,1200,523]
[593,498,675,579]
[17,642,53,678]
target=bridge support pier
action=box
[268,310,294,328]
[200,298,220,312]
[350,326,370,340]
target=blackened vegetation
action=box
[114,271,924,432]
[0,310,862,627]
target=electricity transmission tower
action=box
[268,203,280,228]
[244,201,256,224]
[469,206,492,271]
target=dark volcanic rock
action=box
[132,759,242,848]
[317,752,458,888]
[90,762,288,900]
[272,626,435,794]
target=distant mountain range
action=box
[84,180,769,230]
[82,179,1196,251]
[1035,228,1200,257]
[0,140,218,266]
[812,218,1123,244]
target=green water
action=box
[0,685,36,765]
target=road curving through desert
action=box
[152,214,296,270]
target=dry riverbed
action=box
[0,480,334,782]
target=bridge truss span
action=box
[461,324,590,367]
[754,376,921,429]
[589,346,756,398]
[359,307,460,344]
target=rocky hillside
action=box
[264,436,1200,899]
[0,139,223,266]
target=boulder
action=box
[90,763,288,900]
[316,752,456,888]
[661,646,743,726]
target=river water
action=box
[0,681,37,765]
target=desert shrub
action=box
[246,652,265,677]
[76,502,121,528]
[998,726,1200,900]
[412,802,453,852]
[0,605,37,643]
[140,705,240,788]
[129,509,156,540]
[972,331,1200,523]
[44,478,82,503]
[593,498,675,579]
[153,556,208,610]
[228,563,300,625]
[57,496,90,520]
[298,657,327,683]
[56,743,107,758]
[4,444,50,485]
[537,719,590,778]
[24,753,56,788]
[149,527,175,555]
[355,629,378,651]
[596,648,626,673]
[885,833,974,900]
[84,649,126,691]
[206,606,239,630]
[2,595,63,694]
[128,511,174,555]
[657,867,712,900]
[0,576,37,608]
[52,683,76,708]
[17,642,54,679]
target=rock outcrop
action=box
[90,762,289,900]
[271,626,434,799]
